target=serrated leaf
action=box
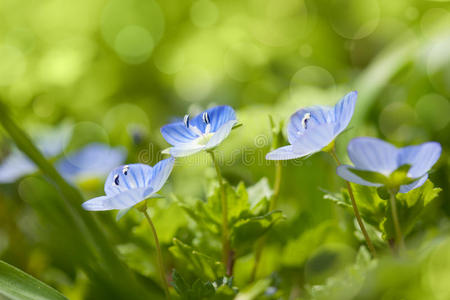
[0,260,68,300]
[231,211,284,255]
[172,270,218,300]
[382,180,441,240]
[169,238,225,280]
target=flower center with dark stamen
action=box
[122,165,129,175]
[301,112,311,129]
[113,174,120,185]
[183,114,190,128]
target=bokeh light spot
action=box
[190,0,219,28]
[249,0,309,47]
[153,43,185,74]
[416,94,450,130]
[328,0,380,39]
[379,102,416,142]
[290,66,336,98]
[114,25,154,64]
[174,65,213,102]
[0,45,26,86]
[224,42,265,82]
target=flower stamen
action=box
[113,174,120,185]
[301,112,311,129]
[183,114,190,128]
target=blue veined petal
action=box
[82,186,154,211]
[0,152,37,183]
[104,164,154,196]
[347,137,399,175]
[206,120,237,149]
[399,174,428,193]
[291,123,336,155]
[287,106,334,144]
[161,122,198,146]
[266,145,303,160]
[169,144,206,157]
[397,142,441,179]
[336,165,383,187]
[333,91,357,135]
[56,143,126,182]
[148,157,175,192]
[190,105,236,133]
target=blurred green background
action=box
[0,0,449,299]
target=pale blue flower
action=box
[56,143,126,183]
[337,137,442,193]
[160,105,237,157]
[82,157,175,211]
[0,125,71,183]
[266,91,357,160]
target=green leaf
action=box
[381,180,441,240]
[171,270,216,300]
[347,168,388,185]
[231,211,284,255]
[282,221,347,267]
[345,184,387,229]
[0,260,68,300]
[169,238,225,281]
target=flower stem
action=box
[388,190,405,253]
[142,210,170,299]
[330,149,377,258]
[250,160,282,282]
[209,151,232,276]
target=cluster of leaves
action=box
[326,180,441,243]
[171,178,284,298]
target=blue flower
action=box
[337,137,442,193]
[266,91,357,160]
[56,143,127,183]
[0,125,71,183]
[82,157,175,211]
[160,105,237,157]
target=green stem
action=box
[250,160,282,282]
[388,190,405,253]
[209,151,232,276]
[330,149,377,258]
[142,210,170,299]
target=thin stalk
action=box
[250,160,282,282]
[388,190,405,252]
[209,151,232,276]
[330,149,377,258]
[142,210,170,299]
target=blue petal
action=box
[148,157,175,192]
[206,120,237,149]
[336,165,382,187]
[160,122,198,146]
[266,145,303,160]
[397,142,441,178]
[169,144,205,157]
[291,123,336,156]
[35,123,72,157]
[190,105,236,133]
[399,174,428,193]
[104,164,154,196]
[333,91,357,135]
[0,152,37,183]
[82,187,154,211]
[287,106,333,144]
[347,137,399,175]
[57,143,126,182]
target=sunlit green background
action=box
[0,0,449,299]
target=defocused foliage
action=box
[0,0,449,299]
